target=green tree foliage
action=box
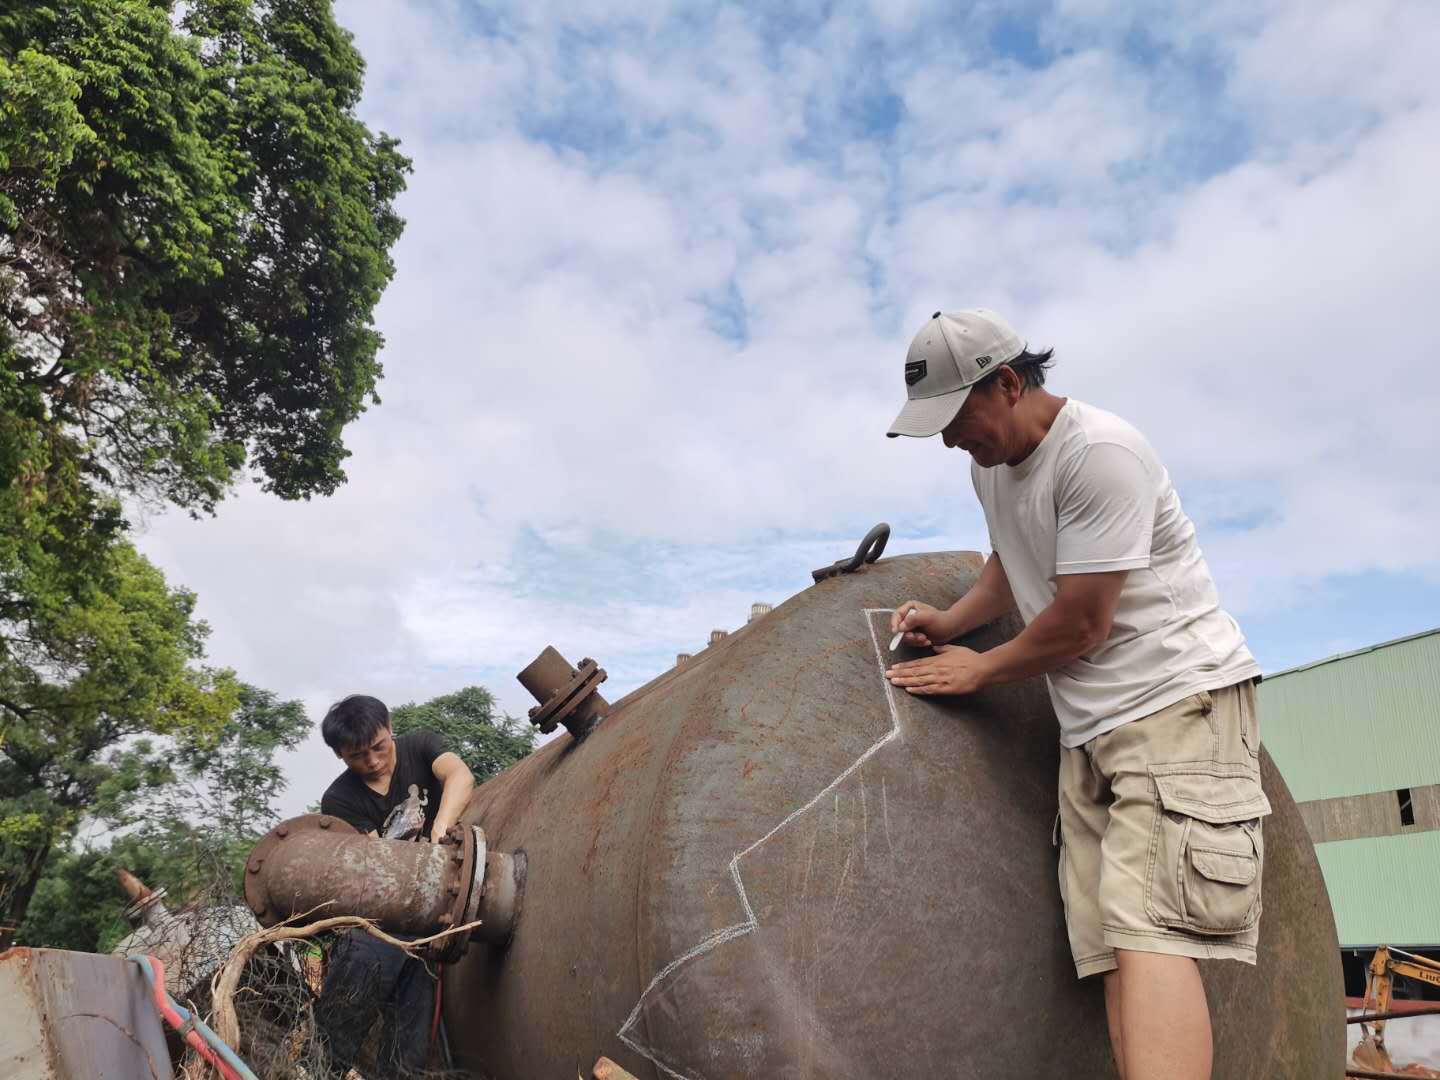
[391,687,536,784]
[15,828,200,954]
[0,0,410,660]
[152,685,305,826]
[0,542,237,947]
[16,683,309,952]
[117,682,310,838]
[0,0,406,948]
[0,0,409,507]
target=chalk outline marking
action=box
[616,608,904,1080]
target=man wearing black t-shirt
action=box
[312,695,475,1078]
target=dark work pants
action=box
[314,930,434,1077]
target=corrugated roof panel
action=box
[1312,831,1440,947]
[1259,628,1440,802]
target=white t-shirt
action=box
[971,399,1261,747]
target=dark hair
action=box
[321,694,391,752]
[977,347,1055,393]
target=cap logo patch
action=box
[904,359,927,385]
[974,354,992,369]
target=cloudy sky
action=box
[134,0,1440,816]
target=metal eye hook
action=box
[811,522,891,583]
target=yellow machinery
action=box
[1353,945,1440,1075]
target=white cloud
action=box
[130,0,1440,817]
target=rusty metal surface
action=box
[474,848,523,947]
[110,904,260,1002]
[246,813,454,934]
[245,816,521,960]
[110,868,259,1000]
[446,551,1345,1080]
[0,947,172,1079]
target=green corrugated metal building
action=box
[1259,627,1440,951]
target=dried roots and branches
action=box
[204,907,482,1080]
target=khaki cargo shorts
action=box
[1056,681,1270,979]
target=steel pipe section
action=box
[244,816,521,956]
[446,551,1345,1080]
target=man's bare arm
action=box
[429,752,475,842]
[887,570,1126,695]
[892,551,1018,646]
[968,570,1125,684]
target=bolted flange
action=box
[517,646,609,739]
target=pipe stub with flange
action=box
[517,645,609,738]
[242,814,523,959]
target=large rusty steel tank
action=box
[442,549,1344,1079]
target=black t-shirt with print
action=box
[320,730,446,839]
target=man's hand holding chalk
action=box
[889,609,916,650]
[888,601,945,650]
[886,601,990,695]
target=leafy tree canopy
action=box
[1,0,409,510]
[391,686,535,784]
[17,683,309,953]
[16,824,218,954]
[0,541,237,945]
[119,682,310,837]
[0,0,406,951]
[0,0,410,666]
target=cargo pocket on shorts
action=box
[1145,764,1271,936]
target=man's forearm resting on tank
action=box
[938,551,1019,639]
[890,568,1127,695]
[971,569,1127,684]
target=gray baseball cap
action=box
[886,309,1025,438]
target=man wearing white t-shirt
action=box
[884,309,1268,1080]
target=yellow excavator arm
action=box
[1356,945,1440,1068]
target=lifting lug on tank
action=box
[811,521,890,582]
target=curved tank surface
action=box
[448,551,1344,1079]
